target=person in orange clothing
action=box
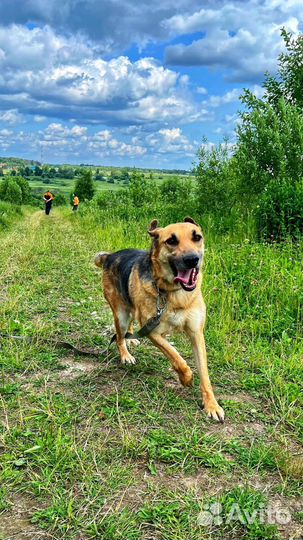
[72,193,80,211]
[43,190,54,215]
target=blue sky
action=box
[0,0,302,169]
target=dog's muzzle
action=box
[169,253,201,291]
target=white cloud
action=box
[164,3,302,82]
[147,127,196,156]
[34,115,47,123]
[196,86,208,95]
[0,24,206,128]
[0,109,24,124]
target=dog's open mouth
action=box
[173,267,199,291]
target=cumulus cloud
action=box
[10,122,147,159]
[0,24,204,127]
[0,0,202,52]
[164,2,302,81]
[205,84,263,107]
[147,127,196,156]
[0,109,24,124]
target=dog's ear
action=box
[148,219,159,237]
[184,216,198,226]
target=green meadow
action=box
[0,204,302,540]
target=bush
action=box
[0,177,22,204]
[54,193,67,206]
[74,169,95,201]
[195,141,236,216]
[235,96,303,198]
[14,176,32,203]
[256,179,303,240]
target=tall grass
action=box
[0,200,23,231]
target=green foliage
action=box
[34,166,43,176]
[0,175,31,205]
[256,179,303,240]
[264,28,303,110]
[0,200,22,229]
[0,177,22,204]
[236,96,303,196]
[15,176,32,203]
[129,170,156,206]
[73,169,95,201]
[195,140,236,216]
[54,193,67,207]
[232,30,303,239]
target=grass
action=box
[0,200,24,231]
[0,206,302,539]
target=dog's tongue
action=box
[174,269,194,285]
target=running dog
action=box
[95,217,224,422]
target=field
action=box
[0,206,302,540]
[26,171,191,200]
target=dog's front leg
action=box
[187,329,224,422]
[149,334,193,387]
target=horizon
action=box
[0,1,302,168]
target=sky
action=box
[0,0,302,169]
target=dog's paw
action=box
[178,367,193,387]
[204,400,225,423]
[127,338,140,347]
[121,353,136,365]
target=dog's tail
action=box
[94,252,110,268]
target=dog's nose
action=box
[183,254,200,268]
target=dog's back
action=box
[95,249,151,306]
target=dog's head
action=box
[149,217,204,291]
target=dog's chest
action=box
[159,308,187,332]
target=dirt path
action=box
[0,208,302,540]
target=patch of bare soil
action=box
[0,494,52,540]
[57,356,98,380]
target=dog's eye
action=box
[193,232,203,242]
[166,234,178,246]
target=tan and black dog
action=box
[95,217,224,422]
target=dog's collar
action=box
[109,284,167,347]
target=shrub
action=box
[256,179,303,240]
[0,177,22,204]
[73,169,95,201]
[236,96,303,198]
[14,176,32,203]
[54,193,67,206]
[194,140,236,216]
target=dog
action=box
[95,217,224,422]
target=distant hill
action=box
[0,156,190,175]
[0,157,40,167]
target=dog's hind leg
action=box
[113,308,136,365]
[149,334,193,387]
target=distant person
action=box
[43,190,54,215]
[72,194,80,211]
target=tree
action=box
[0,177,22,204]
[263,29,303,110]
[14,176,32,203]
[54,193,67,206]
[35,166,43,176]
[129,170,156,206]
[73,169,95,201]
[22,166,32,177]
[235,97,303,197]
[195,140,236,215]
